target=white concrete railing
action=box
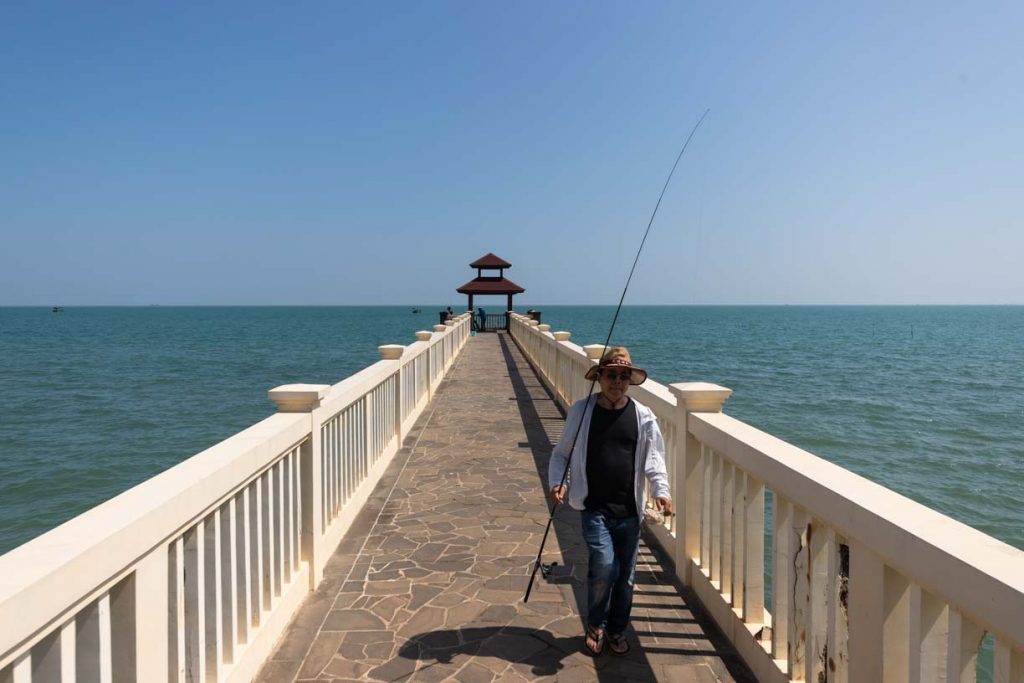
[510,313,1024,683]
[0,314,472,683]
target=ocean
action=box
[2,305,1022,558]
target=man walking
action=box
[548,347,672,656]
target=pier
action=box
[2,312,1023,682]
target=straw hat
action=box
[584,347,648,385]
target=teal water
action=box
[2,306,1022,558]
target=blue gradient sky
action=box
[2,2,1021,305]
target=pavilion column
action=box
[468,294,473,312]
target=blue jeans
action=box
[581,510,641,636]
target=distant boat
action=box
[52,306,64,313]
[411,308,421,314]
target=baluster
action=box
[203,511,223,681]
[360,400,368,481]
[281,454,292,584]
[771,493,791,664]
[742,475,765,625]
[848,539,884,681]
[8,652,30,683]
[683,434,704,580]
[250,480,263,626]
[340,409,348,501]
[61,621,76,682]
[663,422,676,538]
[335,414,343,510]
[349,407,356,494]
[721,460,734,602]
[327,419,335,516]
[946,608,982,682]
[171,536,186,681]
[994,638,1024,683]
[883,569,912,682]
[332,415,341,512]
[292,449,301,570]
[806,522,833,683]
[237,490,251,643]
[184,522,206,683]
[788,505,810,679]
[372,389,380,460]
[919,590,950,682]
[349,406,357,495]
[394,367,402,445]
[275,459,285,593]
[709,449,722,585]
[262,471,276,607]
[701,444,713,572]
[321,425,331,523]
[222,500,238,664]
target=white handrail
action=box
[509,312,1024,683]
[0,314,472,682]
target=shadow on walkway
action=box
[397,626,578,677]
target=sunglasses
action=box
[600,370,632,381]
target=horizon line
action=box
[3,303,1023,308]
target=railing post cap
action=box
[527,320,539,327]
[669,382,733,412]
[268,383,331,412]
[537,324,551,332]
[444,319,455,326]
[415,330,432,341]
[583,344,607,359]
[378,344,405,360]
[553,331,571,341]
[433,324,447,332]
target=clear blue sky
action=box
[2,1,1021,305]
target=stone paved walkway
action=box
[257,333,756,682]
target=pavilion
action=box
[456,252,525,330]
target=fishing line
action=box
[524,108,710,602]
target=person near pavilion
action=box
[548,347,673,656]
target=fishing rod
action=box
[523,109,710,603]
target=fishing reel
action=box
[538,560,558,578]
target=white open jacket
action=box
[548,395,671,516]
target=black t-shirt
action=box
[585,398,638,518]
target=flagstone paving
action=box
[257,332,756,682]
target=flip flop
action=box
[607,632,630,656]
[583,626,605,657]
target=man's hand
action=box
[550,485,566,506]
[655,497,673,516]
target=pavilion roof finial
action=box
[469,253,512,269]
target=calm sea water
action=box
[2,305,1022,558]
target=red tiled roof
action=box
[456,276,525,294]
[469,252,512,268]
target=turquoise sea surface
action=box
[2,305,1022,558]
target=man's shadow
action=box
[396,626,580,678]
